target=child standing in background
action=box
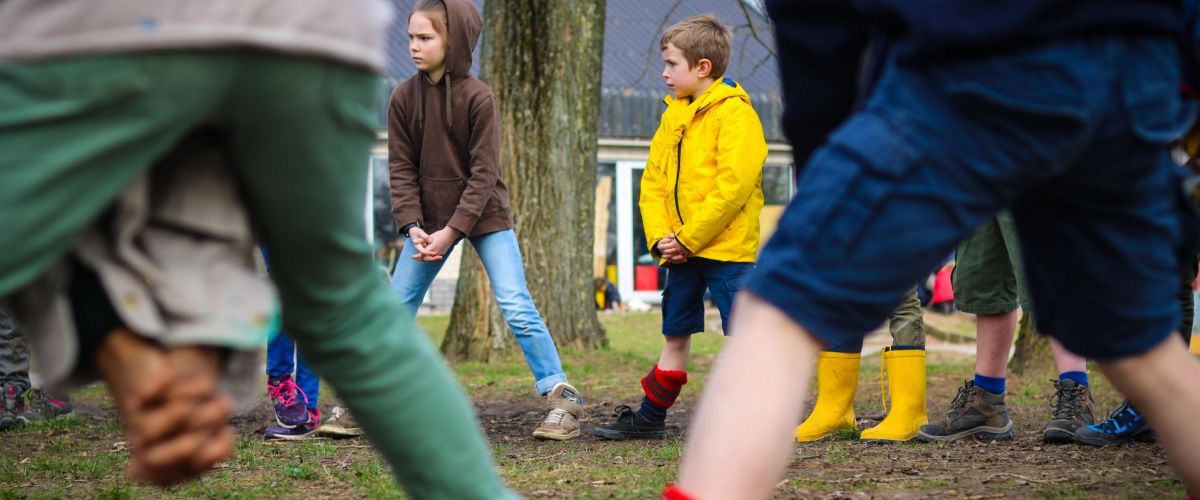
[387,0,585,441]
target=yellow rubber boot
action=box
[795,352,860,442]
[860,348,927,442]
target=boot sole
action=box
[533,429,581,441]
[916,422,1014,443]
[265,430,317,441]
[1042,428,1076,444]
[1073,429,1155,447]
[592,427,665,440]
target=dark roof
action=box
[381,0,783,141]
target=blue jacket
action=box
[766,0,1184,169]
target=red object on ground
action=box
[635,264,659,291]
[932,265,954,304]
[662,484,697,500]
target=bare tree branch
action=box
[736,0,776,58]
[632,0,684,88]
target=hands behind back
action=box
[657,233,691,264]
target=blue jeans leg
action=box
[294,347,320,411]
[266,330,296,379]
[473,230,568,395]
[267,332,320,410]
[389,238,453,314]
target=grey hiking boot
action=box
[533,382,583,441]
[917,380,1013,442]
[1042,379,1094,444]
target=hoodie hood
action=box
[444,0,481,78]
[418,0,482,134]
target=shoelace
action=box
[945,382,975,420]
[544,408,569,425]
[1049,381,1086,420]
[267,378,309,408]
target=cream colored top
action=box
[0,0,394,71]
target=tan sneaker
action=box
[533,383,583,441]
[317,406,364,438]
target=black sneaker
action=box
[917,380,1013,442]
[593,405,665,440]
[1042,379,1095,444]
[1073,400,1155,447]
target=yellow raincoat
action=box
[639,78,768,263]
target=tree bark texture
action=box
[442,0,608,361]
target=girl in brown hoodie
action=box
[387,0,584,441]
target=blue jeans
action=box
[261,249,318,410]
[267,332,320,411]
[748,37,1196,361]
[390,229,567,395]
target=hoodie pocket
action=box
[420,176,468,226]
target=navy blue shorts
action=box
[747,37,1197,361]
[661,258,754,337]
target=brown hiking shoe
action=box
[1042,379,1094,444]
[917,380,1013,442]
[533,383,583,441]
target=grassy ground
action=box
[0,312,1184,499]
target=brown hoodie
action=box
[388,0,512,237]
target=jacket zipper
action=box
[674,136,685,225]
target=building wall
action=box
[369,137,793,312]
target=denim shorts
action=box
[746,37,1197,360]
[661,258,754,337]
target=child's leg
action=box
[888,288,925,348]
[1050,338,1087,375]
[638,263,708,421]
[658,336,691,371]
[293,346,320,412]
[1098,335,1200,489]
[472,230,566,394]
[389,238,453,314]
[0,310,31,394]
[678,294,820,499]
[266,331,297,380]
[222,56,512,498]
[975,311,1018,379]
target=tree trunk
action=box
[1007,311,1051,375]
[441,0,608,360]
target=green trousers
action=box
[0,51,513,499]
[953,211,1029,315]
[889,287,925,347]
